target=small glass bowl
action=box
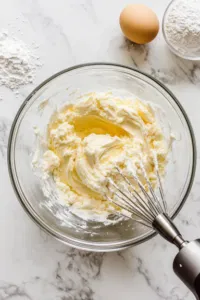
[162,0,200,60]
[8,63,196,252]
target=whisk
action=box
[107,160,200,300]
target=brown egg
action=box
[120,4,159,44]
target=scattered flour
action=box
[0,31,42,91]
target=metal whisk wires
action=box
[106,157,167,228]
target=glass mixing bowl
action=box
[162,0,200,60]
[8,63,196,252]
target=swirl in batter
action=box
[42,92,168,220]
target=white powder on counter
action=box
[164,0,200,57]
[0,31,42,90]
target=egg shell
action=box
[120,4,159,44]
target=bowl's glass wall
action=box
[9,64,195,251]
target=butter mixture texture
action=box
[42,92,168,221]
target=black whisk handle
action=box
[173,239,200,300]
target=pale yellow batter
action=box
[42,92,168,219]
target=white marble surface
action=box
[1,0,200,299]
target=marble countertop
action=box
[1,0,200,299]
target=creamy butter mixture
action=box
[40,92,168,220]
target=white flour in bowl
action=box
[164,0,200,56]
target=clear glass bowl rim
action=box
[162,0,200,61]
[7,62,197,252]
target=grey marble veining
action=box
[1,0,200,299]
